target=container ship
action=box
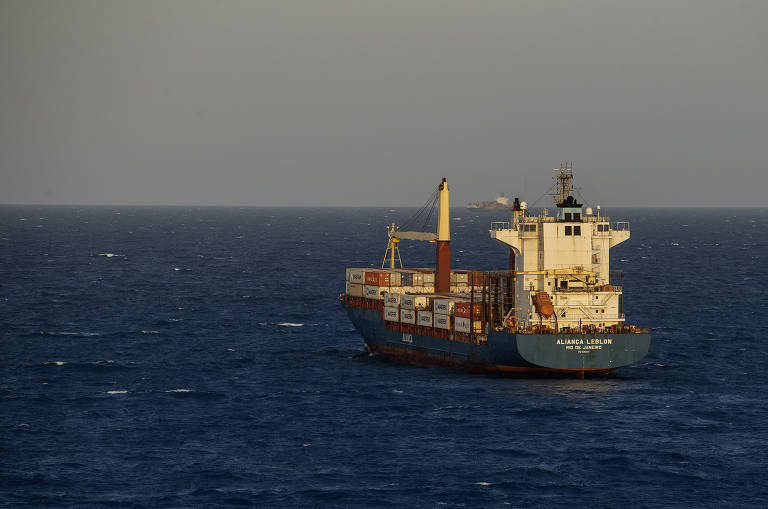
[467,193,511,210]
[340,165,650,377]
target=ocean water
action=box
[1,205,767,508]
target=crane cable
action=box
[400,184,440,232]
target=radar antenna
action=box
[553,162,574,205]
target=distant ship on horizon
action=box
[467,193,511,210]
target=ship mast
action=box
[553,162,574,205]
[436,178,451,293]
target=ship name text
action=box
[556,337,613,351]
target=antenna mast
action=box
[553,162,574,205]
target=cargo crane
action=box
[381,179,451,294]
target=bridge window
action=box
[564,212,572,221]
[574,213,581,221]
[574,226,581,236]
[565,226,572,235]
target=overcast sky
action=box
[1,1,766,207]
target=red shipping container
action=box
[365,271,390,286]
[454,301,483,318]
[365,272,378,285]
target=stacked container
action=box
[346,268,365,297]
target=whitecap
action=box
[98,253,123,258]
[278,323,304,327]
[476,482,492,486]
[227,348,236,352]
[392,389,403,394]
[141,330,159,334]
[53,361,65,366]
[106,390,127,395]
[164,388,192,393]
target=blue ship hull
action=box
[342,304,651,377]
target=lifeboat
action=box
[532,291,554,318]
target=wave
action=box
[278,322,304,327]
[38,331,104,338]
[106,390,128,395]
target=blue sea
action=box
[1,206,767,508]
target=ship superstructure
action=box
[340,166,650,377]
[491,164,630,333]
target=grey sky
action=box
[1,0,766,207]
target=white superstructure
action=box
[490,164,630,332]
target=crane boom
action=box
[390,231,438,242]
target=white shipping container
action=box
[453,272,469,284]
[433,313,451,330]
[383,306,400,321]
[365,285,382,299]
[450,285,471,294]
[348,269,365,284]
[454,317,482,333]
[417,310,433,327]
[432,298,455,315]
[349,283,364,297]
[454,316,471,333]
[400,294,428,309]
[389,271,402,287]
[400,309,416,324]
[422,286,435,294]
[422,272,435,284]
[384,293,400,306]
[413,273,425,286]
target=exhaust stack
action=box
[436,178,450,293]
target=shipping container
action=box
[365,271,390,287]
[400,271,414,286]
[454,301,484,318]
[349,283,364,297]
[412,273,425,286]
[454,316,471,333]
[468,271,488,286]
[401,294,428,310]
[433,313,451,330]
[455,317,483,333]
[384,293,400,307]
[422,272,435,284]
[365,285,383,299]
[389,271,402,287]
[453,272,469,284]
[417,310,433,327]
[348,269,365,284]
[383,306,400,321]
[432,298,455,315]
[400,309,416,324]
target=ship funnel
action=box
[436,178,451,293]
